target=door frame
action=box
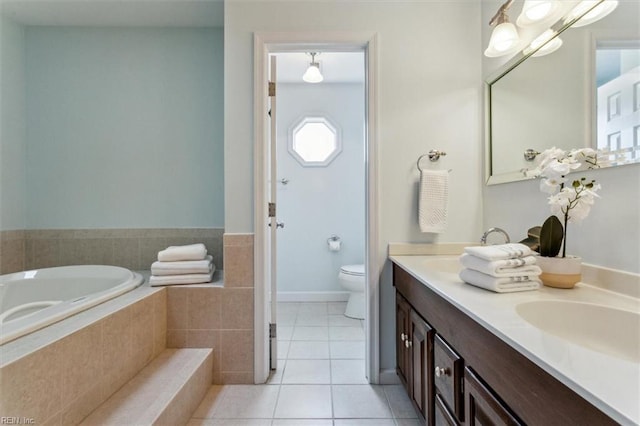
[253,31,380,384]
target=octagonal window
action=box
[289,116,342,167]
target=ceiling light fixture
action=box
[565,1,618,27]
[302,52,323,83]
[516,1,560,27]
[485,0,522,58]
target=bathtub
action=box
[0,265,144,345]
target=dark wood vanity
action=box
[393,262,618,426]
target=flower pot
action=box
[536,255,582,289]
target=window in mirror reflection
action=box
[596,43,640,163]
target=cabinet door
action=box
[396,292,412,390]
[436,394,459,426]
[464,367,522,426]
[410,309,434,422]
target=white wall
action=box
[225,1,483,372]
[24,27,224,228]
[276,83,365,294]
[0,15,26,230]
[483,0,640,273]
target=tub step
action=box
[80,348,213,426]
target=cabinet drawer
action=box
[434,334,464,421]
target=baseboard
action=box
[378,368,401,385]
[277,291,349,302]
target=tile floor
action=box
[188,302,421,426]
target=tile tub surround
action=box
[0,230,26,274]
[0,228,224,274]
[167,233,255,384]
[0,286,167,425]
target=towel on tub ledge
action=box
[151,255,213,276]
[157,243,207,262]
[149,270,214,286]
[459,268,540,293]
[459,253,541,277]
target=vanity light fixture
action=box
[484,0,522,58]
[302,52,323,83]
[516,0,560,27]
[565,0,619,27]
[525,29,563,57]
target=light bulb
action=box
[302,64,323,83]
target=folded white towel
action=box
[151,256,214,276]
[158,243,207,262]
[459,268,540,293]
[419,169,449,233]
[149,271,213,286]
[459,253,541,278]
[464,243,532,261]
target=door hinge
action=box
[269,323,277,339]
[268,82,276,97]
[268,202,276,218]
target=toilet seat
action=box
[340,264,365,276]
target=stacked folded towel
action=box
[458,243,541,293]
[149,243,215,286]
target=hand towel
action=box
[419,169,449,233]
[459,253,541,278]
[158,243,207,262]
[149,271,213,286]
[151,255,214,276]
[459,268,540,293]
[464,243,532,261]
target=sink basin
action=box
[516,300,640,363]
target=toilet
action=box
[339,264,365,319]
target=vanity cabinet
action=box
[396,293,434,423]
[393,263,618,426]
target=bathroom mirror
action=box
[486,0,640,185]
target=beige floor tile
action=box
[383,385,418,419]
[287,341,330,359]
[282,360,330,384]
[330,360,367,384]
[274,385,332,418]
[332,385,392,418]
[211,385,280,419]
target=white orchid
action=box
[528,147,602,258]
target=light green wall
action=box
[25,27,224,228]
[0,15,26,230]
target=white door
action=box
[267,55,280,370]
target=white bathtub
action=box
[0,265,144,345]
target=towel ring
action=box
[417,150,447,171]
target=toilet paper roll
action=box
[329,240,342,252]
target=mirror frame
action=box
[484,0,612,185]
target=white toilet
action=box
[339,264,365,319]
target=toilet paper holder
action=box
[327,235,342,251]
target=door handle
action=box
[268,222,285,229]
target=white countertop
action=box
[390,255,640,426]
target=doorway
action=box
[272,50,367,383]
[253,32,380,385]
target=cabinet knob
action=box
[435,366,451,377]
[405,339,412,348]
[401,333,406,342]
